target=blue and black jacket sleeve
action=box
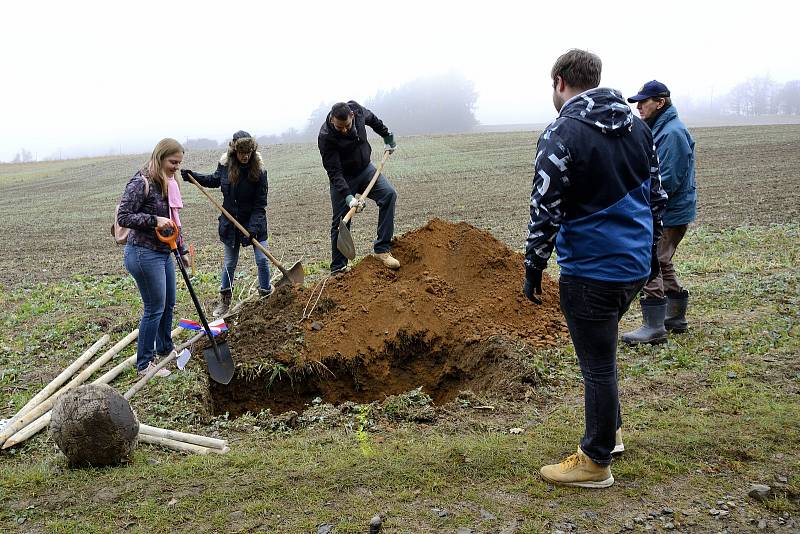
[524,128,570,271]
[648,142,668,242]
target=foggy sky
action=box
[1,0,797,161]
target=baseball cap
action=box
[627,80,671,103]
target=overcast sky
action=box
[1,0,797,161]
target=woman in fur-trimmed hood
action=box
[181,130,272,316]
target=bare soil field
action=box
[1,125,798,289]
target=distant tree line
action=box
[725,77,800,116]
[10,148,34,163]
[180,73,478,151]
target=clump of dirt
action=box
[210,218,568,416]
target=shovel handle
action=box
[184,173,291,278]
[342,150,391,225]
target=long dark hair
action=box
[226,137,261,184]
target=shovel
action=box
[184,173,304,287]
[337,150,392,260]
[157,222,235,385]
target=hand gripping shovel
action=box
[337,150,392,260]
[157,222,235,385]
[184,173,304,287]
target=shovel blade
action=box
[276,261,305,287]
[203,341,234,385]
[336,220,356,260]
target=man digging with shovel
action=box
[318,101,399,273]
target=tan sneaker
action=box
[375,252,400,270]
[138,361,171,378]
[540,447,614,488]
[612,428,624,455]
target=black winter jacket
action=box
[318,101,391,199]
[191,153,268,248]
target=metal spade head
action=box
[202,340,234,385]
[276,261,305,287]
[336,219,356,260]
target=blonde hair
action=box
[142,138,184,199]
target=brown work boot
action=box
[375,252,400,270]
[213,290,232,318]
[540,447,614,488]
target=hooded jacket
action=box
[525,88,668,282]
[190,152,268,248]
[318,101,391,199]
[650,105,696,226]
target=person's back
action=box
[541,89,659,281]
[524,49,666,489]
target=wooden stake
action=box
[3,334,110,430]
[123,330,204,400]
[138,433,229,455]
[138,423,227,450]
[0,329,139,448]
[2,328,184,449]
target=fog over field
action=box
[1,0,798,161]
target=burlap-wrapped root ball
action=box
[49,383,139,467]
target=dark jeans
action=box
[220,240,271,292]
[329,163,397,271]
[559,274,645,465]
[124,244,176,371]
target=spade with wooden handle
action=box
[337,150,392,260]
[184,173,304,287]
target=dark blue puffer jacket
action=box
[525,88,668,282]
[191,152,268,248]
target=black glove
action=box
[180,169,193,182]
[523,265,543,305]
[239,231,252,246]
[647,243,660,283]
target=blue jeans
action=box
[220,240,272,292]
[124,244,176,371]
[558,275,644,465]
[329,163,397,271]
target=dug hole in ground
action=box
[207,218,569,417]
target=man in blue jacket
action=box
[623,81,697,344]
[524,49,667,487]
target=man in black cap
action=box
[623,81,697,344]
[318,101,399,273]
[181,130,271,316]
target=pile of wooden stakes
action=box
[0,328,229,455]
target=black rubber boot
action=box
[665,289,689,333]
[213,290,232,318]
[622,297,668,345]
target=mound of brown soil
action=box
[212,219,568,415]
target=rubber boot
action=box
[621,297,668,345]
[212,290,232,318]
[665,290,689,333]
